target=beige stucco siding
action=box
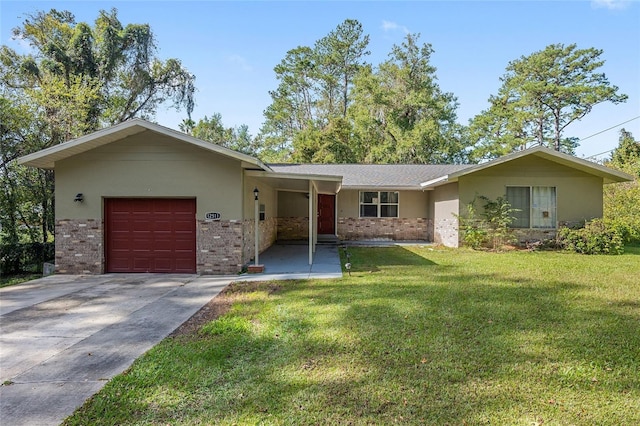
[243,175,278,220]
[278,191,309,217]
[337,189,428,218]
[278,189,431,220]
[55,131,244,220]
[457,156,603,224]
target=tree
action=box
[0,8,196,246]
[314,19,370,119]
[259,19,370,161]
[4,8,195,127]
[187,114,259,157]
[349,33,467,164]
[291,117,356,163]
[610,128,640,173]
[604,129,640,243]
[470,44,627,159]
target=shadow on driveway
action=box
[0,274,231,426]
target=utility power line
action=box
[580,116,640,160]
[578,115,640,143]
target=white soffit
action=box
[246,170,342,193]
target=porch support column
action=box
[308,180,313,265]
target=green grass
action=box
[0,273,40,288]
[65,247,640,425]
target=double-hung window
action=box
[506,186,556,229]
[359,191,399,218]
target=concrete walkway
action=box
[253,244,343,280]
[0,245,342,426]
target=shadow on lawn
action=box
[223,263,634,423]
[69,247,640,425]
[220,247,638,423]
[340,245,436,273]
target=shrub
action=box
[455,199,487,249]
[0,242,55,275]
[456,195,518,250]
[557,219,624,255]
[479,195,519,250]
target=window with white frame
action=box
[359,191,399,218]
[506,186,556,229]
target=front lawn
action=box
[65,247,640,425]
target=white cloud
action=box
[8,34,35,54]
[381,20,409,34]
[591,0,631,10]
[226,54,252,72]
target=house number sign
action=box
[205,212,221,221]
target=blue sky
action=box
[2,0,639,159]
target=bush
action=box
[455,199,487,249]
[0,242,55,275]
[604,216,640,245]
[456,195,518,250]
[557,219,624,255]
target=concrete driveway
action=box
[0,274,233,426]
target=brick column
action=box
[55,219,103,274]
[197,220,244,274]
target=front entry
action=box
[317,194,335,235]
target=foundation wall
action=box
[277,217,310,240]
[337,217,431,241]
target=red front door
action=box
[317,194,335,235]
[105,198,196,273]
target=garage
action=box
[105,198,196,273]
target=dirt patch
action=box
[169,280,284,338]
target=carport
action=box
[246,170,341,266]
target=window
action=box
[506,186,556,229]
[259,204,266,221]
[359,191,399,218]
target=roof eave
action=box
[419,175,455,190]
[446,146,634,183]
[343,185,424,190]
[17,118,270,171]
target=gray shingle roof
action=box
[267,164,472,189]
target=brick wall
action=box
[197,220,244,274]
[243,218,277,265]
[337,217,431,241]
[55,219,103,274]
[277,217,309,240]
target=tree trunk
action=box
[554,109,561,151]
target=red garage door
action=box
[105,198,196,273]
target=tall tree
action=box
[349,33,467,164]
[0,8,196,245]
[259,19,370,161]
[470,43,627,159]
[314,19,370,119]
[4,8,196,128]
